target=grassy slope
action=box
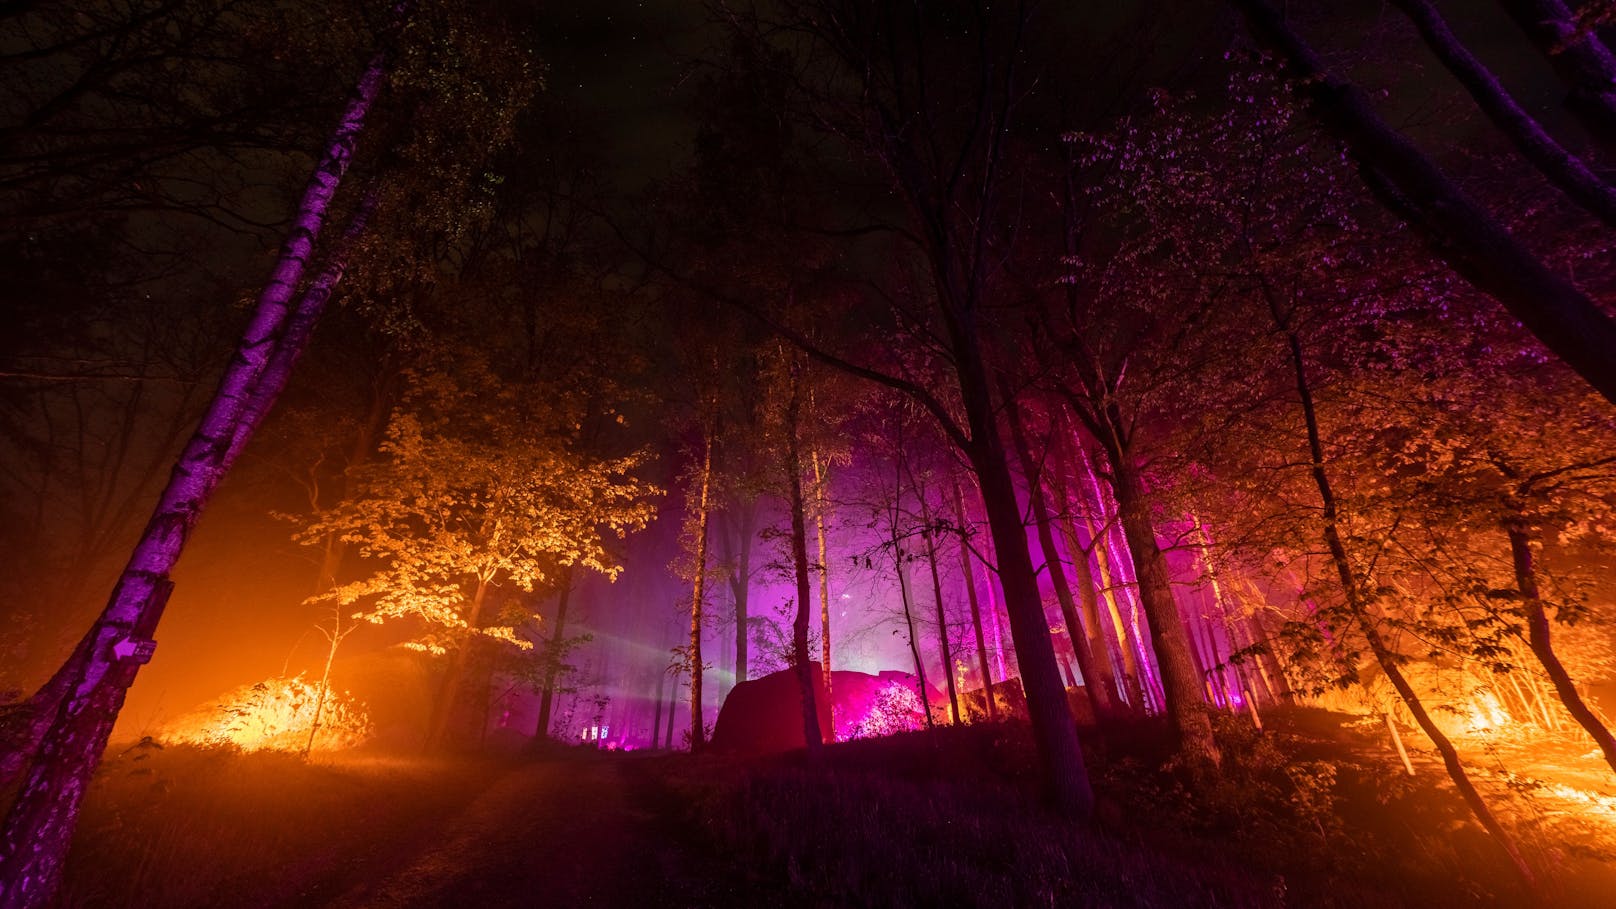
[45,707,1616,908]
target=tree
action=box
[0,20,393,903]
[300,363,656,747]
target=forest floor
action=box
[46,707,1616,908]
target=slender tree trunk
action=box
[784,369,823,752]
[892,527,934,731]
[1231,0,1616,407]
[1392,0,1616,228]
[688,417,715,752]
[951,474,997,720]
[921,524,961,724]
[650,668,664,749]
[726,496,757,687]
[301,613,346,758]
[427,576,490,748]
[1005,399,1111,721]
[1505,511,1616,775]
[533,568,575,741]
[1087,408,1221,769]
[1074,449,1151,712]
[0,44,390,907]
[812,448,833,721]
[664,668,680,750]
[1276,307,1535,887]
[1050,438,1127,715]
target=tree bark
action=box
[1505,511,1616,775]
[533,568,575,741]
[687,415,715,752]
[921,522,962,724]
[1496,0,1616,142]
[1392,0,1616,228]
[725,496,757,687]
[426,576,490,749]
[811,448,833,720]
[951,474,997,720]
[1050,436,1127,715]
[1231,0,1616,407]
[1005,397,1110,721]
[0,42,389,908]
[784,369,823,751]
[1276,300,1535,887]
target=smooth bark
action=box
[1231,0,1616,407]
[784,371,823,751]
[0,43,389,908]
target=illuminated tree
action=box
[300,363,657,747]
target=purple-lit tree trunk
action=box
[887,479,935,731]
[783,368,823,752]
[0,46,389,909]
[1391,0,1616,228]
[1049,438,1131,716]
[951,474,997,720]
[1231,0,1616,408]
[1006,398,1112,721]
[1496,0,1616,142]
[920,517,961,725]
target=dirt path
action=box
[321,755,747,909]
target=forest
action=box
[4,1,1616,906]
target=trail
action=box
[322,756,742,909]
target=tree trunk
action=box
[1005,398,1111,722]
[688,416,715,752]
[426,576,490,749]
[1506,512,1616,775]
[892,528,934,731]
[1095,421,1221,769]
[951,474,997,720]
[1050,436,1127,715]
[784,369,823,751]
[650,669,664,749]
[921,523,962,724]
[1496,0,1616,143]
[1392,0,1616,228]
[1231,0,1616,407]
[1074,449,1152,712]
[726,496,757,687]
[0,43,389,907]
[664,668,680,750]
[811,448,833,720]
[955,359,1092,813]
[1277,306,1535,887]
[533,568,575,741]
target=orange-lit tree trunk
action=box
[812,448,833,717]
[783,367,823,751]
[533,568,576,740]
[686,412,716,751]
[1274,297,1535,888]
[0,39,391,908]
[1504,504,1616,776]
[951,474,996,720]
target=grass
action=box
[34,706,1616,907]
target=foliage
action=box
[161,675,373,753]
[846,681,927,740]
[297,361,659,656]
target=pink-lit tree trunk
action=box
[0,46,389,909]
[951,474,997,720]
[783,367,823,752]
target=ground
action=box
[45,708,1616,908]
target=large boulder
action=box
[711,665,956,755]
